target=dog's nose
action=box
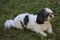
[49,13,54,18]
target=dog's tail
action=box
[4,19,14,28]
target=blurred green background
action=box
[0,0,60,40]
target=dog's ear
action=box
[36,16,44,24]
[36,9,46,24]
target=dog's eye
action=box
[46,14,49,17]
[50,15,52,17]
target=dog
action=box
[4,8,54,36]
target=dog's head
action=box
[36,8,54,24]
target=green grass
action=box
[0,0,60,40]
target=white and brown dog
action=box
[4,8,54,36]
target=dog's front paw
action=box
[43,34,47,37]
[41,33,47,37]
[39,31,47,37]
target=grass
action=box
[0,0,60,40]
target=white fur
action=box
[4,8,54,36]
[45,8,53,13]
[4,19,13,28]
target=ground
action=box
[0,0,60,40]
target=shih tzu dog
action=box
[4,8,54,36]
